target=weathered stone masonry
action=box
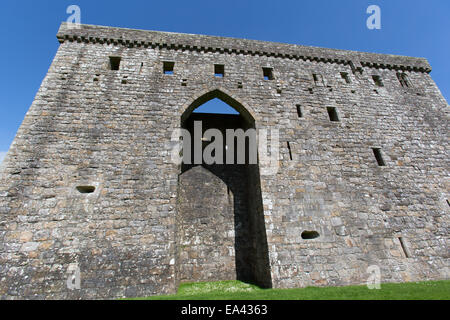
[0,22,448,299]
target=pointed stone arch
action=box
[180,88,256,127]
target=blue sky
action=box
[0,0,449,163]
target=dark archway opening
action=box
[176,91,271,289]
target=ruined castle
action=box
[0,22,448,299]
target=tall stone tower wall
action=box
[0,22,448,299]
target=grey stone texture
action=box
[0,22,448,299]
[177,165,235,283]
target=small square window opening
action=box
[109,56,121,71]
[263,67,274,80]
[327,107,339,122]
[163,61,175,75]
[214,64,225,78]
[372,75,384,87]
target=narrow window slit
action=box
[398,237,411,258]
[372,148,386,166]
[296,105,303,118]
[287,141,293,160]
[327,107,339,122]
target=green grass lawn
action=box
[130,280,450,300]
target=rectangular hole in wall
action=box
[312,73,319,84]
[327,107,339,122]
[296,105,303,118]
[398,237,411,258]
[263,67,274,80]
[341,72,351,84]
[287,141,293,160]
[397,72,410,87]
[163,61,174,75]
[372,148,386,166]
[372,75,384,87]
[313,73,324,86]
[214,64,225,77]
[76,186,96,194]
[109,56,121,71]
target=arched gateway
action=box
[176,90,271,288]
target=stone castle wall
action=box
[0,22,448,299]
